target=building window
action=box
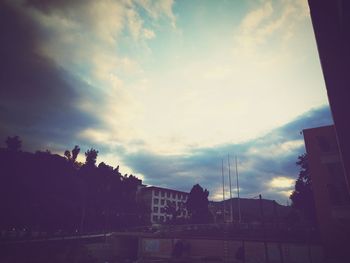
[160,207,165,213]
[153,206,158,213]
[153,215,158,222]
[154,198,159,205]
[172,193,176,198]
[161,199,165,205]
[167,192,170,198]
[154,190,159,196]
[161,191,165,197]
[160,216,164,222]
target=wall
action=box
[138,237,324,263]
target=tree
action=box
[85,148,98,167]
[0,138,143,233]
[290,153,317,225]
[72,145,80,163]
[64,150,72,161]
[164,200,183,223]
[65,145,81,169]
[5,136,22,152]
[186,184,211,223]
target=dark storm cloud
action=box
[0,1,99,151]
[269,106,333,140]
[122,106,333,203]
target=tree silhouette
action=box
[72,145,80,163]
[5,136,21,152]
[0,137,144,234]
[186,184,211,223]
[164,201,181,222]
[65,145,81,169]
[290,153,317,224]
[64,150,72,161]
[85,148,98,167]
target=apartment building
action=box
[137,186,189,224]
[303,125,350,259]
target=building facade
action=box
[137,186,189,224]
[308,0,350,198]
[303,125,350,259]
[307,2,350,259]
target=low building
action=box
[209,198,292,224]
[137,186,189,224]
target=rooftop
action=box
[140,185,189,195]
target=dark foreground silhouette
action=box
[0,137,145,236]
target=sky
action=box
[0,0,333,204]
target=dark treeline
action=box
[0,136,147,235]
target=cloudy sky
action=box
[1,0,333,204]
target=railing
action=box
[1,222,320,244]
[0,229,113,243]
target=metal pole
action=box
[235,156,241,223]
[228,154,233,223]
[260,194,269,263]
[222,159,226,223]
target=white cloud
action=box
[295,0,310,17]
[19,0,174,81]
[136,0,176,27]
[127,8,143,40]
[79,128,111,145]
[269,176,295,189]
[143,28,156,39]
[278,189,293,197]
[241,1,273,33]
[248,139,304,157]
[13,0,176,152]
[233,0,309,59]
[12,0,326,158]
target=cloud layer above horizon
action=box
[120,106,333,204]
[0,0,332,203]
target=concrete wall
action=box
[0,235,325,263]
[138,237,324,263]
